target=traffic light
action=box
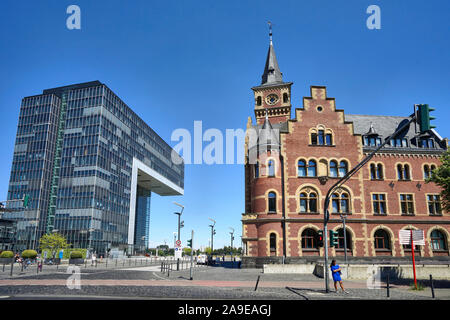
[23,194,29,208]
[417,104,436,133]
[187,239,192,248]
[329,230,339,247]
[317,230,324,247]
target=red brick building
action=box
[242,36,449,268]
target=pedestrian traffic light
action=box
[417,104,436,133]
[187,239,192,248]
[317,230,324,247]
[329,230,339,247]
[23,194,29,208]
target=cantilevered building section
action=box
[5,81,184,254]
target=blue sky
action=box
[0,0,449,250]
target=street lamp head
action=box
[208,218,216,225]
[173,202,184,214]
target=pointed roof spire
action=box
[366,122,378,135]
[261,22,283,86]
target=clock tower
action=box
[252,23,292,125]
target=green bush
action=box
[21,250,37,259]
[70,251,83,259]
[0,251,14,258]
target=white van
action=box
[197,254,207,265]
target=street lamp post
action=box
[173,202,184,270]
[208,218,216,263]
[229,227,234,262]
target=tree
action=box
[426,148,450,212]
[183,247,192,255]
[39,233,70,259]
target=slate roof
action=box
[345,114,416,138]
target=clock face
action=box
[266,94,279,105]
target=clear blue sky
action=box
[0,0,449,250]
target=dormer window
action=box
[390,138,408,147]
[420,138,435,148]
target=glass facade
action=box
[5,81,184,254]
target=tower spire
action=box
[268,21,273,45]
[261,22,283,86]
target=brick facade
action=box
[242,81,450,266]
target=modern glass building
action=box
[5,81,184,255]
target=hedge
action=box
[21,250,38,259]
[41,248,87,259]
[70,251,83,259]
[0,251,14,258]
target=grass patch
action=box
[409,282,425,291]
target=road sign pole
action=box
[411,229,418,290]
[190,230,194,280]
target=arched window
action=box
[269,233,277,256]
[336,228,352,250]
[318,130,325,145]
[254,162,259,178]
[268,192,276,213]
[283,93,289,103]
[377,164,383,179]
[301,228,319,249]
[403,164,410,180]
[370,164,377,180]
[398,164,411,180]
[298,160,306,177]
[299,191,318,213]
[267,160,275,177]
[339,161,348,177]
[371,164,383,180]
[374,229,391,250]
[307,160,317,177]
[330,161,338,178]
[256,96,262,106]
[311,131,318,145]
[431,230,448,251]
[332,192,350,214]
[397,164,403,180]
[326,133,333,146]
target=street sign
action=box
[399,230,425,245]
[175,246,182,259]
[176,240,181,247]
[399,229,424,290]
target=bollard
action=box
[85,260,87,268]
[255,275,260,291]
[430,274,435,299]
[10,261,13,277]
[116,259,118,267]
[106,259,108,268]
[21,263,23,272]
[37,263,39,274]
[387,274,390,298]
[2,264,4,272]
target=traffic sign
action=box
[176,240,181,247]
